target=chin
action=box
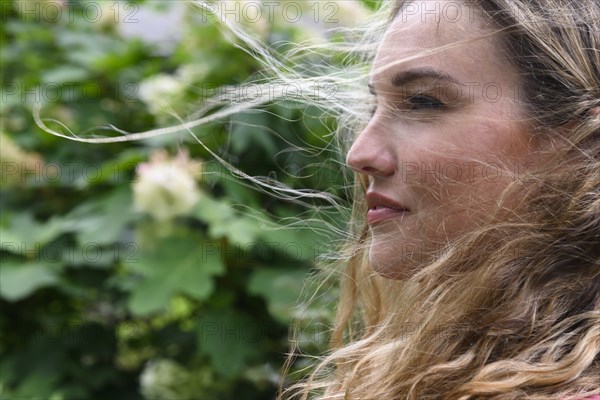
[368,239,425,280]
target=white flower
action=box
[140,359,189,400]
[138,74,184,115]
[133,150,202,221]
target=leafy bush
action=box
[0,1,363,398]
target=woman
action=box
[282,0,599,399]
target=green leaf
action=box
[193,196,235,227]
[62,243,130,269]
[64,187,136,246]
[41,66,90,85]
[220,179,261,208]
[194,196,260,245]
[230,112,276,155]
[0,213,69,254]
[59,31,117,70]
[126,236,224,316]
[8,371,59,398]
[80,149,147,187]
[0,262,61,301]
[258,225,324,263]
[196,310,261,378]
[247,268,307,323]
[209,217,260,247]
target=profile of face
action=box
[346,1,537,278]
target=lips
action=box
[366,192,410,225]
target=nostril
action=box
[361,166,379,174]
[346,155,370,174]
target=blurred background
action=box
[0,0,375,398]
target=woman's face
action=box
[346,1,535,278]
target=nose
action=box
[346,121,396,177]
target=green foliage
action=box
[125,235,225,316]
[0,0,354,398]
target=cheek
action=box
[409,121,528,185]
[399,146,480,207]
[404,123,531,225]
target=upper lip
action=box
[366,192,409,211]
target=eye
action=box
[405,94,445,110]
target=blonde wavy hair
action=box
[279,0,600,399]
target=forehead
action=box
[372,0,504,84]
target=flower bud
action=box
[133,150,202,221]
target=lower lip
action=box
[367,207,409,225]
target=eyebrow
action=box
[368,67,462,95]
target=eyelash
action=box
[369,94,445,117]
[404,94,445,110]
